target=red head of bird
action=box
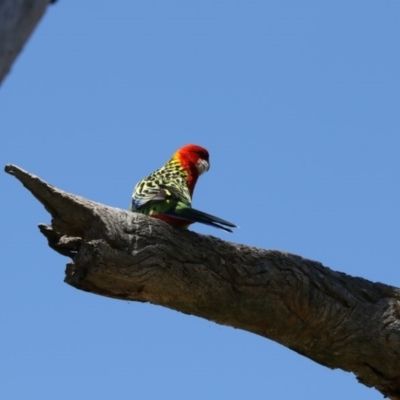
[173,144,210,195]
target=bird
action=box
[130,144,237,232]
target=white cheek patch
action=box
[196,159,210,175]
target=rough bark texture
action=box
[0,0,50,85]
[5,164,400,399]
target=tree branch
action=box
[5,164,400,399]
[0,0,51,86]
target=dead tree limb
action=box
[0,0,51,86]
[5,164,400,399]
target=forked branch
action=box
[5,164,400,399]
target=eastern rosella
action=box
[131,144,236,232]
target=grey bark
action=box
[5,164,400,399]
[0,0,50,85]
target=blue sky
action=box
[2,1,399,399]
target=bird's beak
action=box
[197,159,210,174]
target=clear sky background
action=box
[2,1,399,399]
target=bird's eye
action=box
[197,150,208,159]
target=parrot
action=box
[130,144,236,232]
